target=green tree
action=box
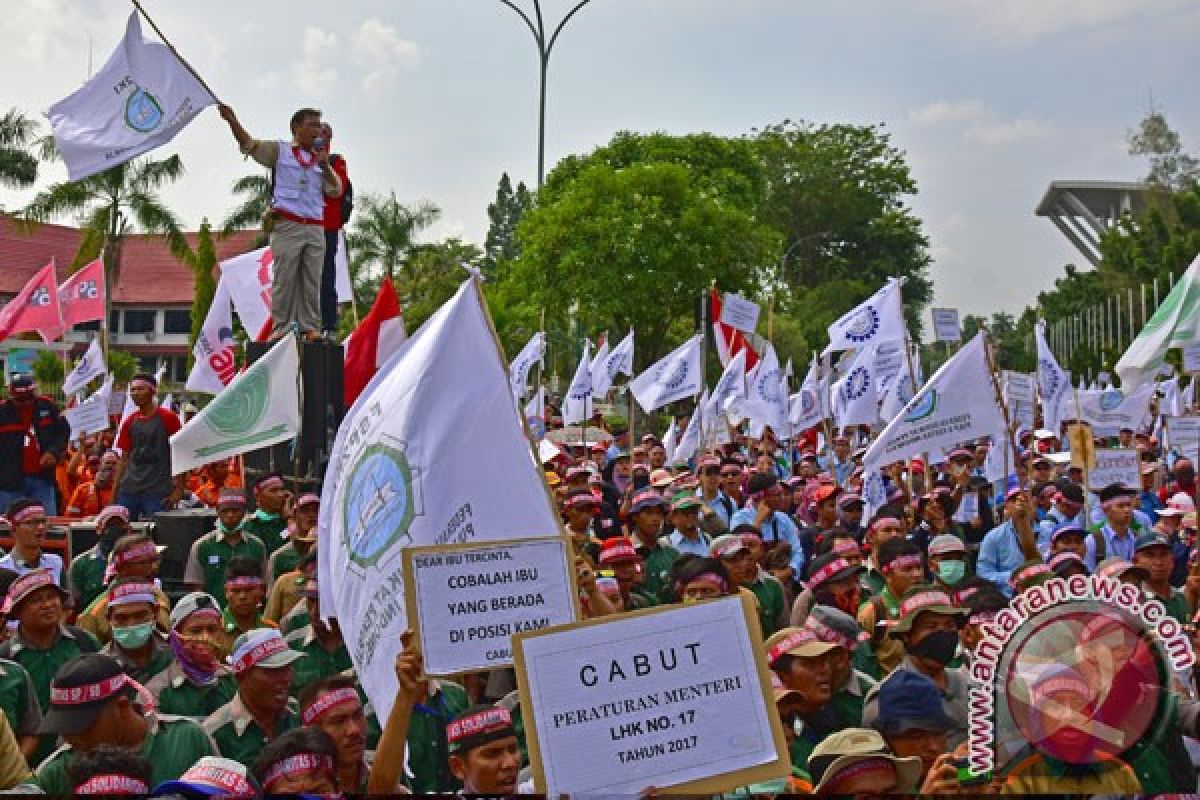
[30,350,65,387]
[1128,111,1200,191]
[346,192,440,292]
[186,220,218,369]
[108,350,137,383]
[0,109,42,193]
[483,172,532,279]
[220,171,271,247]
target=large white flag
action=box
[673,390,706,465]
[630,334,704,413]
[46,13,215,181]
[62,338,106,396]
[708,348,747,421]
[186,279,237,394]
[823,278,907,355]
[790,355,829,431]
[1116,255,1200,388]
[832,345,879,429]
[878,369,917,424]
[744,343,790,438]
[863,332,1005,470]
[1159,377,1183,418]
[561,341,594,426]
[661,417,679,462]
[508,331,545,400]
[220,246,274,342]
[591,330,635,397]
[588,338,610,393]
[169,335,300,474]
[1062,383,1156,435]
[318,278,560,721]
[1035,320,1069,433]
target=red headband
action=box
[869,516,901,533]
[447,707,513,745]
[683,573,728,593]
[898,590,954,619]
[262,753,334,792]
[807,617,865,650]
[225,576,265,590]
[825,757,897,790]
[302,687,360,725]
[767,630,819,664]
[881,554,922,574]
[807,558,855,590]
[107,581,156,607]
[51,673,129,706]
[231,635,287,674]
[12,505,45,523]
[255,476,284,492]
[74,775,149,795]
[129,378,155,391]
[115,542,158,566]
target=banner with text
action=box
[718,292,761,333]
[1087,448,1142,491]
[1170,417,1200,459]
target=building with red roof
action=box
[0,214,259,382]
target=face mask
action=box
[218,520,242,534]
[907,628,959,665]
[113,621,155,650]
[937,560,966,586]
[255,509,281,522]
[180,635,221,671]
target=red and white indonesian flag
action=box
[46,13,216,182]
[343,277,406,408]
[824,277,907,356]
[186,279,237,395]
[59,259,106,328]
[220,246,273,342]
[319,278,559,721]
[0,261,63,343]
[863,331,1004,470]
[710,288,759,370]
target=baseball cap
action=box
[228,629,302,674]
[446,705,516,754]
[670,494,704,513]
[764,627,838,665]
[1169,492,1197,513]
[39,654,134,736]
[710,533,748,559]
[888,587,967,636]
[152,757,259,798]
[808,728,922,794]
[1096,557,1150,583]
[870,669,957,736]
[927,534,967,557]
[598,537,639,566]
[563,489,600,511]
[7,569,68,613]
[814,485,842,504]
[805,553,864,591]
[629,488,667,514]
[169,592,222,630]
[106,580,157,609]
[216,490,247,511]
[806,605,868,651]
[649,468,674,488]
[1134,532,1172,553]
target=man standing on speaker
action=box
[217,104,343,341]
[113,374,183,521]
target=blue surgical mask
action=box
[937,560,966,586]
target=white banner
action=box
[186,279,237,394]
[509,331,546,400]
[931,308,961,342]
[832,344,879,429]
[1036,319,1070,434]
[562,341,594,426]
[1088,448,1142,491]
[514,595,787,795]
[62,338,106,397]
[1005,371,1035,432]
[404,538,577,676]
[630,335,703,413]
[65,376,114,441]
[824,278,907,355]
[219,246,273,342]
[1184,343,1200,374]
[1062,384,1156,437]
[718,292,761,333]
[46,13,215,181]
[744,343,790,437]
[319,279,560,722]
[1170,417,1200,459]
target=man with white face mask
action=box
[99,580,171,685]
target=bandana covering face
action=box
[170,630,221,686]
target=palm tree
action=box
[0,108,42,193]
[346,191,440,287]
[220,170,271,246]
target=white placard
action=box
[404,538,578,676]
[719,292,761,333]
[64,398,111,440]
[515,595,786,796]
[1088,448,1142,490]
[953,491,978,524]
[1185,343,1200,374]
[932,308,961,342]
[1171,417,1200,459]
[107,388,127,416]
[1004,371,1035,432]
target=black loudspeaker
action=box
[152,509,217,595]
[243,339,344,479]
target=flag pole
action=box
[130,0,222,102]
[1071,384,1091,531]
[984,333,1039,560]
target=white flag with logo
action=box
[318,278,560,721]
[629,335,703,413]
[1062,384,1156,436]
[220,246,274,342]
[878,370,918,424]
[562,341,594,426]
[46,13,216,181]
[588,337,610,394]
[744,343,790,438]
[62,338,106,396]
[509,331,545,400]
[186,279,237,394]
[823,278,907,355]
[864,332,1005,470]
[832,345,879,429]
[1035,319,1069,433]
[169,335,300,474]
[591,330,635,397]
[790,354,829,431]
[708,348,747,421]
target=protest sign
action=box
[1170,417,1200,459]
[1004,372,1035,432]
[514,594,789,795]
[403,537,579,676]
[718,292,760,333]
[1185,343,1200,374]
[1088,448,1141,490]
[64,397,111,440]
[932,308,961,342]
[953,491,978,524]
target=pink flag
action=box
[59,258,106,327]
[0,261,64,343]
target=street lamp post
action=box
[499,0,595,187]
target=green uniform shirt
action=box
[144,661,238,721]
[748,574,785,637]
[634,540,680,603]
[406,681,470,793]
[241,512,289,556]
[101,634,175,685]
[185,528,267,604]
[267,541,308,584]
[68,546,109,612]
[35,713,217,794]
[1159,588,1191,626]
[831,669,876,728]
[202,692,300,768]
[286,626,353,693]
[852,640,879,681]
[0,658,40,738]
[281,605,310,637]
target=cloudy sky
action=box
[3,0,1198,331]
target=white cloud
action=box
[918,0,1196,43]
[254,72,281,91]
[908,100,987,126]
[964,118,1047,146]
[293,26,338,96]
[351,18,420,92]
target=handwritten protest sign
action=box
[1088,448,1141,490]
[403,537,579,676]
[514,594,788,795]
